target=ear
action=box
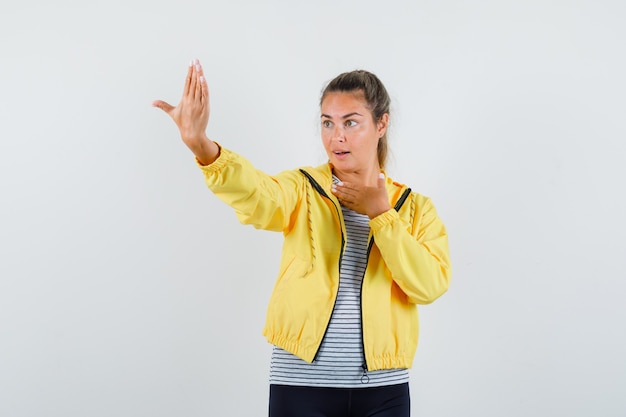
[377,113,389,137]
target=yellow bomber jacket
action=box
[199,146,451,371]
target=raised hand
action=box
[152,59,219,165]
[331,173,391,219]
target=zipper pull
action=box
[361,363,370,384]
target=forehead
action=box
[321,91,369,115]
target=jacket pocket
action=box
[275,256,310,293]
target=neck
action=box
[332,165,381,187]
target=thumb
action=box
[152,100,175,114]
[378,172,386,188]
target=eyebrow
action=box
[320,112,364,119]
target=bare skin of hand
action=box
[152,59,219,165]
[331,174,391,219]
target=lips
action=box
[332,151,350,160]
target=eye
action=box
[322,120,333,128]
[345,120,357,127]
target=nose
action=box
[332,126,346,142]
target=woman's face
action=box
[320,91,388,178]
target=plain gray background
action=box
[1,0,625,416]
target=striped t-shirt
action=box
[269,188,409,388]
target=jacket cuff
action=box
[195,142,227,173]
[369,208,400,232]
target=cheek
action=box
[356,129,378,147]
[321,133,332,152]
[363,135,381,157]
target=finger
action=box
[199,74,209,105]
[189,59,199,99]
[334,184,356,199]
[335,181,358,192]
[152,100,175,114]
[378,173,386,188]
[197,61,208,104]
[332,183,355,201]
[184,60,193,96]
[333,188,353,204]
[194,60,203,99]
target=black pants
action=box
[269,383,410,417]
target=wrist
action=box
[190,136,220,165]
[367,204,391,219]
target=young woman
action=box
[153,60,451,417]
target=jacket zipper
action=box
[299,169,412,376]
[299,169,345,363]
[360,187,412,382]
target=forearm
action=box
[371,206,451,304]
[198,147,302,231]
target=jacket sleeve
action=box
[369,194,451,304]
[197,146,303,232]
